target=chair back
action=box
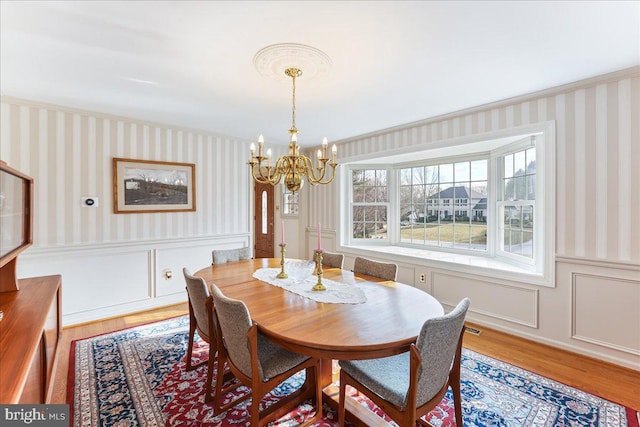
[353,256,398,281]
[212,247,252,264]
[316,251,344,269]
[209,284,261,379]
[414,298,470,406]
[183,268,212,338]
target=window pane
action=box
[412,167,424,184]
[400,168,412,185]
[509,230,522,254]
[515,176,526,200]
[454,224,471,245]
[364,170,375,184]
[439,222,454,247]
[412,185,425,204]
[353,222,365,238]
[377,186,388,202]
[400,186,412,204]
[364,187,376,202]
[353,185,364,203]
[526,174,536,200]
[514,150,526,174]
[425,166,438,184]
[471,160,487,181]
[261,191,268,234]
[352,170,364,184]
[526,148,536,173]
[504,154,514,179]
[455,162,470,182]
[376,170,387,186]
[504,177,516,201]
[471,225,487,250]
[364,223,376,238]
[522,231,534,258]
[415,226,427,243]
[439,163,454,183]
[353,206,364,222]
[523,205,534,230]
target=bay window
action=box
[341,124,554,285]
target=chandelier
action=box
[248,67,337,193]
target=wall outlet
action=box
[419,273,426,283]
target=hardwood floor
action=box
[52,304,640,412]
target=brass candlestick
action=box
[277,243,288,279]
[312,250,326,291]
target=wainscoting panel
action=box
[432,272,538,327]
[396,264,416,286]
[18,248,152,320]
[572,273,640,356]
[17,235,250,325]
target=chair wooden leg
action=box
[450,377,463,426]
[338,369,347,427]
[204,350,215,403]
[185,312,197,371]
[250,391,261,427]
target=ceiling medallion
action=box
[253,43,332,81]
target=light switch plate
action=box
[81,197,99,207]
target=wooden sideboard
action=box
[0,275,62,403]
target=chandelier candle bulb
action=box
[332,144,337,162]
[317,149,322,160]
[322,137,328,157]
[258,134,264,157]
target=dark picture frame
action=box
[113,158,196,214]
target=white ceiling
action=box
[1,1,638,147]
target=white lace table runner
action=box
[252,267,367,304]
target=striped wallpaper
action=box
[308,68,640,264]
[0,99,252,247]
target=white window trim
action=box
[337,121,556,287]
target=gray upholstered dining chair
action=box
[209,283,322,427]
[211,246,252,265]
[353,256,398,281]
[182,268,231,402]
[338,298,470,427]
[315,250,344,269]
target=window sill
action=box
[340,244,553,287]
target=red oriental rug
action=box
[68,315,638,426]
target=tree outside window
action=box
[352,169,388,239]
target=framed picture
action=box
[113,158,196,214]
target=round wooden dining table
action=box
[195,258,444,425]
[196,257,443,360]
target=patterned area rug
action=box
[69,315,638,427]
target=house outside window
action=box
[400,160,488,250]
